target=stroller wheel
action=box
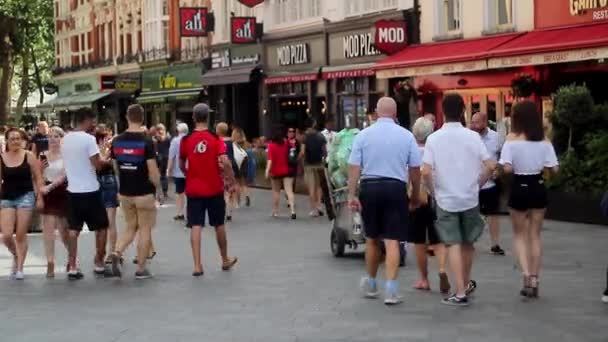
[330,228,346,257]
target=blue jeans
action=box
[98,174,119,209]
[0,191,36,209]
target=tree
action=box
[0,0,54,124]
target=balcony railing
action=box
[52,46,207,75]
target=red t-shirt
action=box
[179,130,226,197]
[267,140,289,177]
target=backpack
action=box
[287,139,299,166]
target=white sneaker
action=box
[309,210,320,217]
[384,291,404,305]
[359,277,380,298]
[14,271,25,280]
[602,293,608,303]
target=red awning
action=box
[489,23,608,58]
[487,23,608,68]
[374,33,521,71]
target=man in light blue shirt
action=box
[347,97,422,305]
[167,123,188,221]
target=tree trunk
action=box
[31,46,44,104]
[16,52,30,116]
[0,15,16,125]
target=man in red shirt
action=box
[180,103,238,276]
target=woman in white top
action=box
[499,101,559,299]
[39,126,70,278]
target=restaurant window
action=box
[437,0,461,34]
[486,0,513,29]
[345,0,398,16]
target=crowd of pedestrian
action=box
[1,96,606,306]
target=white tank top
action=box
[43,158,64,183]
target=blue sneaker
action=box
[359,277,379,298]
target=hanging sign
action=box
[373,20,408,55]
[231,17,257,44]
[237,0,264,8]
[180,7,209,37]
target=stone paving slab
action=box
[0,190,607,342]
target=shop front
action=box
[37,75,114,128]
[203,44,263,138]
[325,22,388,129]
[138,63,205,130]
[263,34,326,133]
[99,73,141,132]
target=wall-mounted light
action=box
[263,108,267,115]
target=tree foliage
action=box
[548,85,608,194]
[0,0,54,123]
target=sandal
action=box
[439,272,451,294]
[529,275,539,298]
[222,257,238,271]
[46,262,55,279]
[413,279,431,291]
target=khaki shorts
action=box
[119,194,157,230]
[435,205,484,245]
[304,164,324,189]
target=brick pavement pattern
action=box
[0,190,607,342]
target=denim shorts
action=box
[98,174,119,209]
[0,191,36,209]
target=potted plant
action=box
[511,73,539,98]
[546,85,608,225]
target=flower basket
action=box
[511,74,539,98]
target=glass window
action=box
[443,0,461,32]
[496,0,513,26]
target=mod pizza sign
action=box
[237,0,264,7]
[180,8,208,37]
[373,20,408,55]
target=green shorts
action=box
[435,205,484,245]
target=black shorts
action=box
[66,190,109,231]
[187,193,226,228]
[508,174,548,211]
[479,184,501,215]
[407,202,440,245]
[359,178,409,241]
[174,177,186,194]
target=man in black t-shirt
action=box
[300,122,326,217]
[109,104,160,280]
[155,124,171,199]
[31,121,50,158]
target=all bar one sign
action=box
[231,17,257,44]
[180,7,208,37]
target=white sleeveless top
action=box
[499,140,558,175]
[43,158,64,183]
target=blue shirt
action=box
[348,118,422,183]
[168,134,185,178]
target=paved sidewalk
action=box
[0,190,607,342]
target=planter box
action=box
[546,190,608,226]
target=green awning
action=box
[137,88,203,104]
[36,91,114,111]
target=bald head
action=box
[376,97,397,119]
[470,112,488,134]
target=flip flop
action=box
[221,257,238,271]
[413,280,431,291]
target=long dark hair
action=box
[270,124,286,145]
[511,101,544,142]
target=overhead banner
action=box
[231,17,257,44]
[180,7,209,37]
[373,20,408,55]
[237,0,264,7]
